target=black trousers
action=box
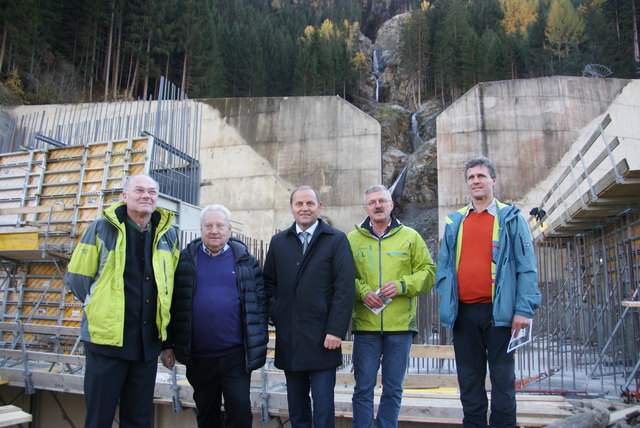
[453,303,516,428]
[284,368,336,428]
[83,349,157,428]
[185,349,252,428]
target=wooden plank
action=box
[0,405,32,427]
[608,405,640,425]
[335,372,460,389]
[1,364,573,428]
[0,227,41,234]
[0,322,80,336]
[0,205,64,215]
[272,340,456,360]
[621,301,640,307]
[0,349,84,365]
[409,344,456,359]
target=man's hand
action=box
[363,290,384,308]
[324,334,342,350]
[379,281,398,298]
[511,314,531,338]
[160,348,175,369]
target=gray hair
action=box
[200,204,232,225]
[464,157,497,179]
[123,174,159,192]
[364,184,391,204]
[290,185,321,205]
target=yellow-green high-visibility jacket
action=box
[65,202,180,346]
[348,217,436,333]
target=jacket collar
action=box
[187,236,248,260]
[358,215,401,236]
[286,218,332,238]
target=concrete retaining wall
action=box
[198,96,380,240]
[436,76,631,234]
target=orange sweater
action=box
[458,211,494,303]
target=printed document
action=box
[507,319,533,353]
[365,289,392,315]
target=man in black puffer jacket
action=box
[160,204,268,428]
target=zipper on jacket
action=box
[378,238,384,334]
[163,258,168,294]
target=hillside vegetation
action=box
[0,0,637,105]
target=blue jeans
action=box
[352,333,412,428]
[285,368,336,428]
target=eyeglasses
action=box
[365,199,390,207]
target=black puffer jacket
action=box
[166,237,268,371]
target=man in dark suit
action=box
[263,185,355,428]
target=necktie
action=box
[301,231,310,255]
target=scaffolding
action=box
[523,104,640,398]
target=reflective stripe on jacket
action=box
[65,202,179,346]
[435,201,541,328]
[348,218,436,333]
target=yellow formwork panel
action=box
[0,232,39,251]
[46,160,83,171]
[0,153,31,165]
[27,278,64,289]
[86,157,105,168]
[0,189,29,199]
[40,184,82,196]
[81,181,103,193]
[27,264,59,276]
[87,143,109,155]
[47,146,85,159]
[64,306,83,323]
[112,141,131,152]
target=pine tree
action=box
[400,2,431,108]
[545,0,586,58]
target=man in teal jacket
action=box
[348,184,435,428]
[66,174,180,428]
[435,157,541,428]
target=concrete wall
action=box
[1,96,381,241]
[198,96,381,240]
[436,76,631,234]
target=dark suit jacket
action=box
[263,219,355,371]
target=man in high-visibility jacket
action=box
[348,184,436,428]
[66,174,179,428]
[436,157,541,428]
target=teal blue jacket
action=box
[435,201,541,328]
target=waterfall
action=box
[389,165,408,197]
[372,50,382,102]
[411,113,420,138]
[410,112,422,151]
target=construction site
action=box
[0,76,639,427]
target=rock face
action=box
[361,0,414,40]
[356,8,445,243]
[366,100,442,241]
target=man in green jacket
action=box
[348,184,436,428]
[66,174,180,428]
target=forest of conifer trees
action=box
[0,0,638,105]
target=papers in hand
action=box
[364,289,392,315]
[507,319,532,353]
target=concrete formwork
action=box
[436,76,630,232]
[198,96,381,240]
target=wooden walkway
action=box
[0,323,577,426]
[0,405,32,427]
